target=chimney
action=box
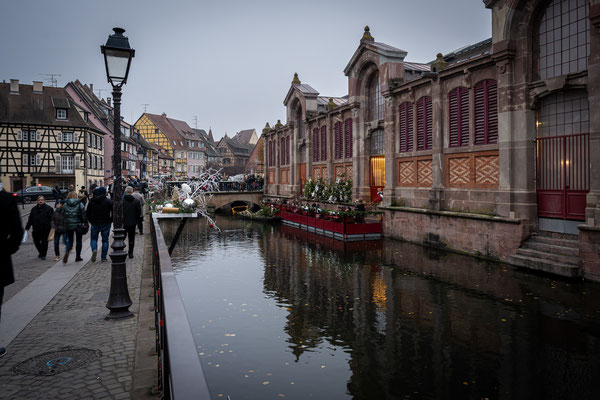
[89,83,93,92]
[9,79,19,94]
[162,112,167,118]
[107,97,111,107]
[33,81,43,93]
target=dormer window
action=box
[56,109,68,120]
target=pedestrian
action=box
[122,186,141,259]
[78,186,89,207]
[25,195,54,260]
[62,191,87,263]
[0,186,24,357]
[51,201,67,261]
[86,187,112,262]
[131,186,145,234]
[52,185,62,207]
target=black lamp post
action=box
[101,27,135,319]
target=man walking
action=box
[25,196,54,260]
[131,186,145,234]
[0,186,24,356]
[122,186,141,259]
[86,187,113,262]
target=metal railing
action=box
[151,214,211,399]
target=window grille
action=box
[370,129,385,156]
[416,97,432,150]
[449,87,469,147]
[398,102,414,152]
[474,80,498,145]
[538,0,589,79]
[368,71,384,121]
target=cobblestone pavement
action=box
[5,205,87,303]
[0,226,152,399]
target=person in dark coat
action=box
[122,186,141,259]
[0,188,24,357]
[52,185,62,207]
[86,187,113,262]
[25,195,54,260]
[51,201,67,261]
[62,191,87,263]
[78,186,89,207]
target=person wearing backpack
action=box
[62,191,88,263]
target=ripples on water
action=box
[161,216,600,400]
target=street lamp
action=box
[101,27,135,319]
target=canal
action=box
[161,216,600,400]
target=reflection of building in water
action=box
[259,222,600,399]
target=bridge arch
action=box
[206,192,263,212]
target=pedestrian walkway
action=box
[0,227,157,399]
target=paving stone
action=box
[0,220,150,399]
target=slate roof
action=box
[0,82,95,131]
[233,129,256,145]
[435,38,492,67]
[220,137,253,156]
[316,97,348,107]
[67,80,112,130]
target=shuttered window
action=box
[474,80,498,145]
[313,128,319,162]
[320,126,327,161]
[416,96,432,150]
[449,87,469,147]
[398,102,414,152]
[344,118,352,159]
[334,121,343,159]
[280,137,285,165]
[286,136,290,165]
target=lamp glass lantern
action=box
[101,27,135,88]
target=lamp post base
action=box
[106,227,133,319]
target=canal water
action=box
[161,216,600,400]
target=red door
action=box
[537,133,589,220]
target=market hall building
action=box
[263,0,600,281]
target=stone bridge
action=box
[205,191,263,211]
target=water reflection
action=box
[162,216,600,400]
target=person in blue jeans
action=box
[86,187,113,262]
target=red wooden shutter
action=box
[313,128,319,162]
[474,80,498,145]
[417,97,432,150]
[344,118,353,159]
[399,102,413,152]
[334,122,341,159]
[449,87,469,147]
[320,126,327,161]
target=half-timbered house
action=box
[0,80,104,192]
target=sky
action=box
[1,0,491,141]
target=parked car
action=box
[13,186,67,203]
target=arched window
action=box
[296,106,304,138]
[367,71,384,121]
[320,126,327,161]
[398,102,414,152]
[334,121,343,160]
[280,137,286,165]
[474,80,498,145]
[449,87,469,147]
[537,0,589,79]
[344,118,353,159]
[286,136,290,165]
[312,128,320,162]
[416,96,432,150]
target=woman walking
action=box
[51,201,67,261]
[62,191,87,263]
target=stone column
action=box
[383,95,397,207]
[290,124,300,196]
[429,77,444,210]
[353,108,370,200]
[580,3,600,281]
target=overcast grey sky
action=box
[1,0,491,140]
